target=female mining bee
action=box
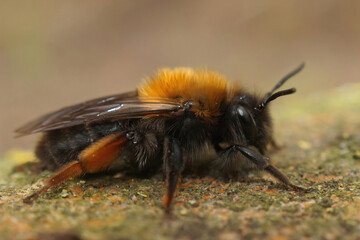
[16,63,306,214]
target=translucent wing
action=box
[15,91,183,136]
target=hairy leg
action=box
[223,145,306,192]
[162,137,184,214]
[24,132,128,203]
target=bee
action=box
[16,63,306,214]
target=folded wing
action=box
[15,91,183,136]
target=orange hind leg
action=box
[162,137,184,214]
[24,133,128,203]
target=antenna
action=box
[256,62,305,110]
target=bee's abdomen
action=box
[35,122,124,170]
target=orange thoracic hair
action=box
[138,68,240,118]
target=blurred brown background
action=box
[1,0,359,154]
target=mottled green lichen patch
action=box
[1,83,360,240]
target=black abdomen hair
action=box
[36,121,125,170]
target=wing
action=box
[15,91,184,136]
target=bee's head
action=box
[220,63,305,149]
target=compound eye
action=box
[236,106,257,144]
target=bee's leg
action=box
[228,145,306,192]
[264,164,306,192]
[23,161,83,203]
[162,137,184,214]
[24,132,128,203]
